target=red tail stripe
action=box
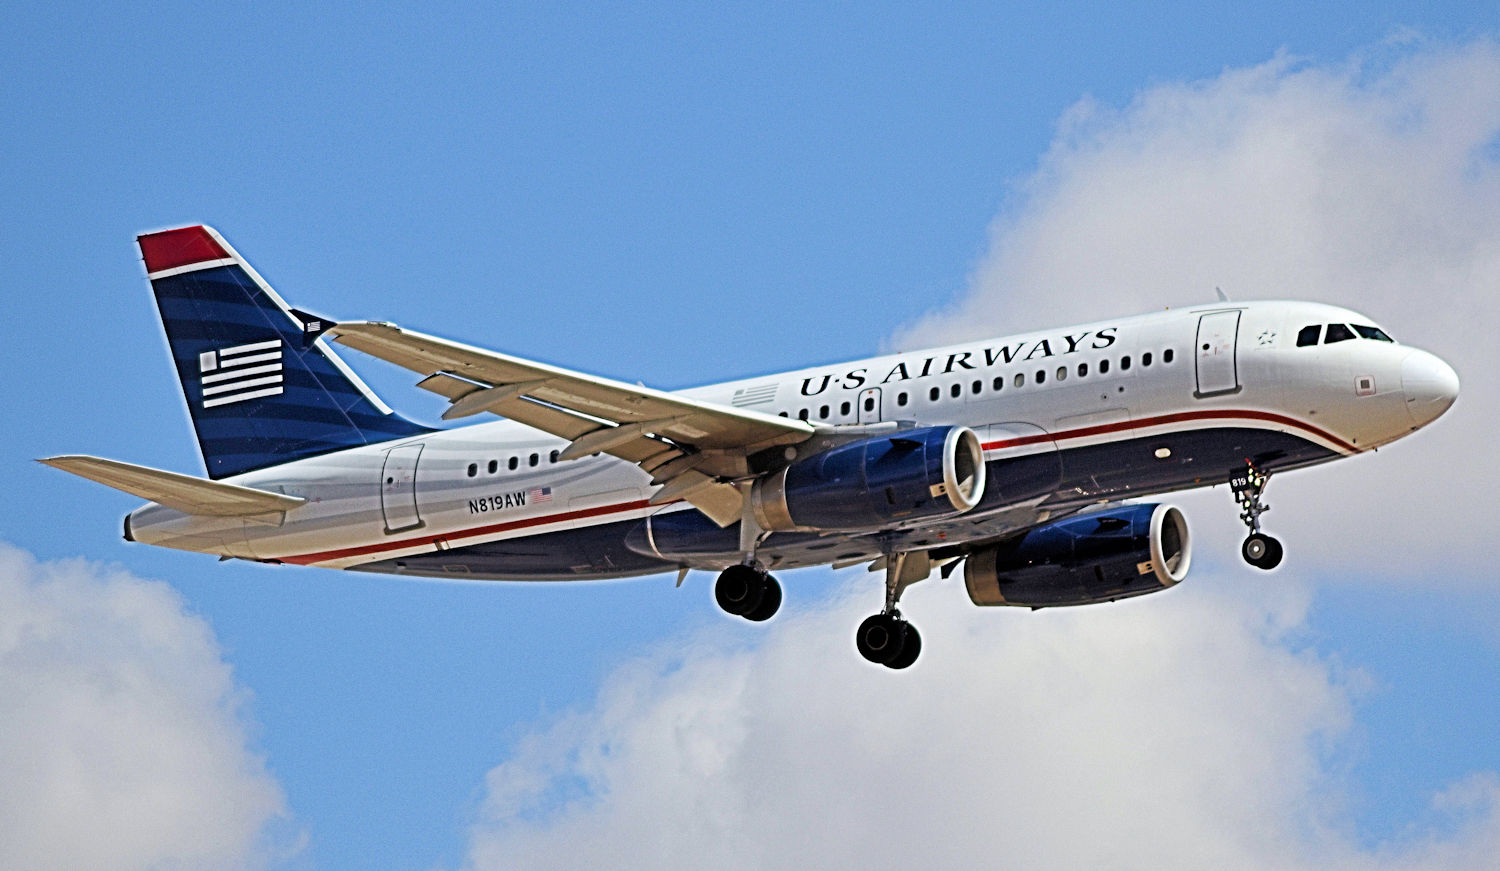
[138,226,229,274]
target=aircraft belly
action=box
[343,425,1340,582]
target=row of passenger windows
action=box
[776,348,1176,420]
[1296,323,1394,347]
[466,450,560,477]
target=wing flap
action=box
[39,455,306,517]
[329,321,812,451]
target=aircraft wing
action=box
[328,321,816,526]
[39,455,306,517]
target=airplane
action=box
[42,225,1460,669]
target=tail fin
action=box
[139,225,430,479]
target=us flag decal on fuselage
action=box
[199,339,284,408]
[529,486,552,504]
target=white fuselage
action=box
[125,300,1456,579]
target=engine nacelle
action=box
[964,503,1190,608]
[751,426,986,533]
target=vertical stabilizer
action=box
[139,225,430,479]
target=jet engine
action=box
[964,503,1190,608]
[750,425,986,532]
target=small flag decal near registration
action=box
[528,486,553,504]
[199,339,284,408]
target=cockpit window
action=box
[1324,323,1356,344]
[1296,325,1321,347]
[1354,324,1394,342]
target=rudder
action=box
[139,225,430,479]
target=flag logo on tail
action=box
[199,339,284,408]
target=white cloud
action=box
[462,578,1500,871]
[0,543,291,871]
[461,38,1500,871]
[892,38,1500,581]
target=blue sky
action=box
[4,4,1499,869]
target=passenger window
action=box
[549,450,559,463]
[992,376,1003,391]
[897,392,908,406]
[1013,373,1024,388]
[1325,323,1355,344]
[487,460,498,474]
[1142,352,1152,367]
[1055,366,1066,381]
[778,411,788,417]
[950,383,961,398]
[1121,355,1132,371]
[819,405,829,419]
[929,387,940,402]
[972,380,982,395]
[1099,359,1110,374]
[864,397,875,412]
[798,409,809,420]
[509,457,518,470]
[466,463,477,477]
[1163,348,1175,363]
[1354,324,1394,342]
[1296,325,1321,346]
[1035,369,1046,384]
[840,401,851,416]
[529,453,539,467]
[1078,362,1088,377]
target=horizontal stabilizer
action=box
[38,455,306,517]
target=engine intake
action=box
[752,426,986,533]
[964,503,1190,608]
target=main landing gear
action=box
[1232,461,1283,570]
[714,563,782,622]
[855,551,929,670]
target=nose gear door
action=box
[380,443,425,533]
[1195,310,1242,397]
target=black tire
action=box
[1242,534,1269,566]
[885,622,921,669]
[856,614,907,665]
[1260,536,1284,569]
[742,574,782,622]
[715,564,765,616]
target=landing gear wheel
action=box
[1232,461,1284,571]
[856,613,908,666]
[742,574,782,622]
[715,564,765,617]
[885,623,921,670]
[1242,533,1284,570]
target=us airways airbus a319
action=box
[43,226,1460,668]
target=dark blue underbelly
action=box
[351,426,1336,582]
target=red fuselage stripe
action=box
[278,499,656,565]
[278,409,1352,566]
[982,409,1359,455]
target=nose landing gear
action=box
[1232,461,1283,570]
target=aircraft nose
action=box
[1401,348,1460,427]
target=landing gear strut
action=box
[855,551,928,669]
[1232,461,1283,570]
[714,563,782,621]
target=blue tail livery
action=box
[139,225,430,479]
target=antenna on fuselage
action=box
[1215,286,1230,302]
